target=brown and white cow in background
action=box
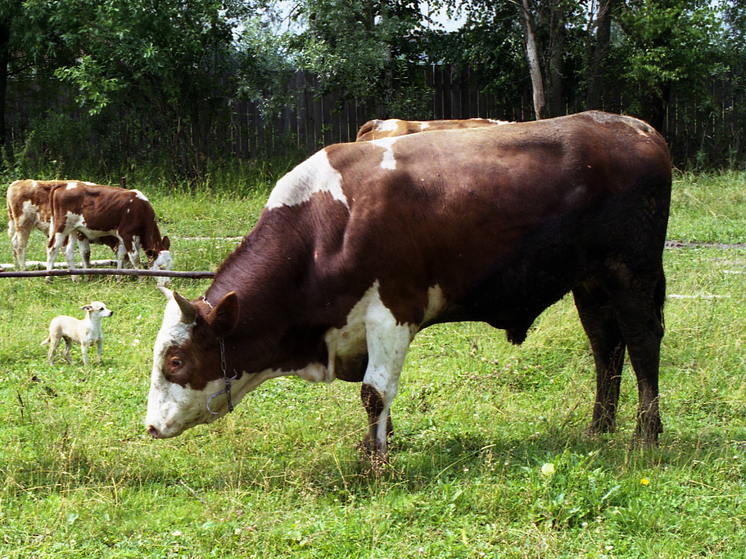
[146,112,671,465]
[46,182,172,280]
[355,117,509,142]
[7,180,127,271]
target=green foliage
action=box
[613,0,723,121]
[48,0,239,179]
[287,0,434,116]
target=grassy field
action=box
[0,171,744,558]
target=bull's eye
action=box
[171,357,182,369]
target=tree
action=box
[612,0,722,130]
[284,0,430,117]
[51,0,242,178]
[585,0,614,110]
[0,0,71,146]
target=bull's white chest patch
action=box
[371,137,400,170]
[325,286,376,375]
[266,149,348,210]
[325,280,422,380]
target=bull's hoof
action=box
[585,419,616,438]
[357,436,389,471]
[631,427,662,449]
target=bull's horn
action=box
[173,291,198,324]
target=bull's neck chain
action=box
[202,296,236,415]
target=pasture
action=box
[1,171,744,558]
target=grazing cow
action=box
[7,179,152,271]
[355,117,509,142]
[146,112,671,465]
[46,182,172,279]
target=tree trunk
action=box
[586,0,614,110]
[546,2,566,117]
[521,0,546,120]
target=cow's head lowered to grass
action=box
[146,287,251,438]
[146,111,672,464]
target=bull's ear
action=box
[173,291,198,324]
[206,291,239,337]
[161,236,170,250]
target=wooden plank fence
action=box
[225,65,743,166]
[4,64,744,168]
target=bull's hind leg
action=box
[607,267,666,445]
[361,288,414,467]
[573,280,627,436]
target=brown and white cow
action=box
[146,112,671,464]
[46,182,172,278]
[355,117,509,142]
[7,179,113,270]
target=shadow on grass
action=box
[4,411,741,502]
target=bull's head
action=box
[145,287,240,438]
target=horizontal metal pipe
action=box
[0,269,215,279]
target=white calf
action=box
[42,302,113,365]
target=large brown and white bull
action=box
[46,182,172,278]
[146,112,671,463]
[355,117,508,142]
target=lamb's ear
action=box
[161,236,170,250]
[80,305,92,311]
[206,291,239,337]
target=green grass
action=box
[1,171,745,558]
[667,170,746,244]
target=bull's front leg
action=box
[361,290,414,467]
